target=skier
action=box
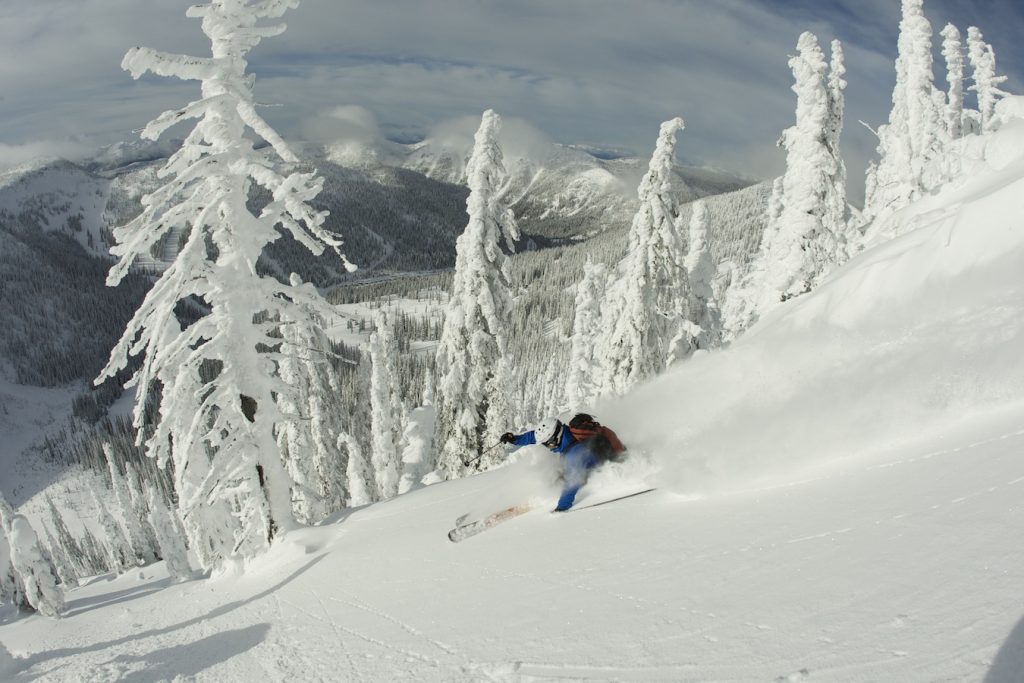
[500,414,625,511]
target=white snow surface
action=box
[0,378,79,505]
[4,105,1024,683]
[0,412,1020,681]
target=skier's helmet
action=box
[535,417,562,447]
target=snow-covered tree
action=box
[104,447,158,565]
[824,39,853,256]
[539,353,568,417]
[98,0,353,570]
[597,117,690,396]
[122,461,168,556]
[863,0,945,226]
[941,24,966,140]
[761,176,785,252]
[0,530,26,611]
[369,309,403,501]
[342,433,373,507]
[42,530,77,587]
[771,30,838,287]
[0,494,63,617]
[434,110,519,477]
[682,200,722,353]
[146,483,192,581]
[77,527,112,578]
[275,274,348,524]
[566,258,607,408]
[967,27,1009,133]
[44,497,87,578]
[398,373,437,495]
[89,488,133,572]
[724,34,845,336]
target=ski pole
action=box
[463,441,504,468]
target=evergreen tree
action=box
[773,30,838,291]
[597,117,690,396]
[275,274,348,524]
[105,446,158,565]
[369,309,403,501]
[122,460,164,555]
[682,200,722,353]
[967,27,1009,133]
[434,110,519,477]
[342,433,373,507]
[0,530,26,611]
[539,353,567,417]
[44,496,86,578]
[77,526,112,578]
[566,258,608,408]
[759,176,786,254]
[941,24,966,140]
[146,483,192,581]
[0,493,63,617]
[398,373,437,495]
[42,530,77,587]
[863,0,944,227]
[89,487,134,572]
[825,40,853,258]
[97,0,353,570]
[723,34,844,336]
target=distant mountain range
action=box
[318,133,754,241]
[0,134,754,274]
[0,134,759,388]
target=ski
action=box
[448,505,532,543]
[448,489,656,541]
[568,488,656,511]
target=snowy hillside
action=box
[3,408,1020,681]
[0,131,753,290]
[3,99,1024,683]
[324,134,752,240]
[0,161,110,257]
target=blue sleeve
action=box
[554,429,576,454]
[512,431,536,446]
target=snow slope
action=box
[0,411,1020,682]
[0,378,79,504]
[604,102,1024,499]
[3,103,1024,683]
[0,161,110,256]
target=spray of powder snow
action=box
[456,440,661,517]
[575,449,660,505]
[457,446,563,519]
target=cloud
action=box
[300,105,381,144]
[0,0,1022,206]
[0,140,94,171]
[424,113,552,163]
[227,0,929,195]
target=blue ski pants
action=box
[555,443,600,510]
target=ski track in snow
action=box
[265,580,500,680]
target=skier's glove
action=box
[500,432,515,444]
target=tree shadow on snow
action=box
[985,614,1024,683]
[17,554,324,678]
[63,577,174,617]
[110,623,271,682]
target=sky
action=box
[1,0,1023,203]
